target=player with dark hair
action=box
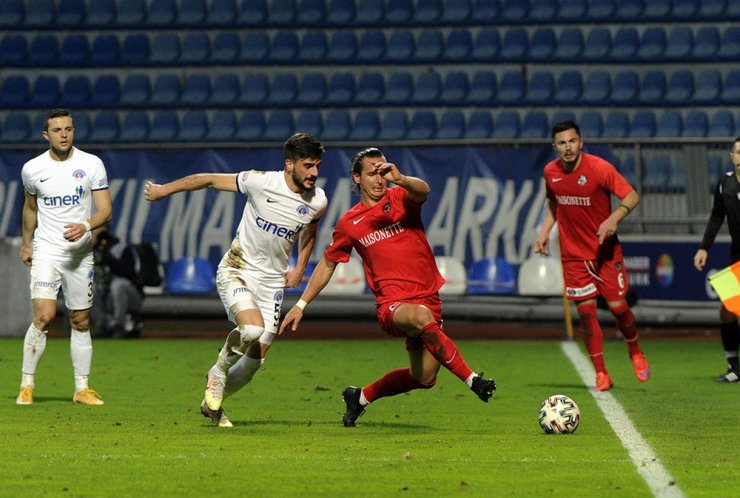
[145,133,327,427]
[18,108,113,405]
[280,147,496,427]
[694,137,740,382]
[534,120,649,391]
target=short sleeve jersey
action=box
[21,147,109,258]
[225,170,327,281]
[324,187,444,305]
[543,152,633,261]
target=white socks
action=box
[70,329,93,391]
[224,356,264,398]
[21,323,47,387]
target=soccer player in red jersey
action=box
[280,147,496,426]
[534,121,650,392]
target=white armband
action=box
[82,221,92,232]
[296,299,308,310]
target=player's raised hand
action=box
[376,162,402,183]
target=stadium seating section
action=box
[1,0,739,143]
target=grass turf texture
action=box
[0,337,737,497]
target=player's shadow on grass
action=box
[206,419,432,430]
[11,396,76,404]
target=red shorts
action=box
[376,294,443,352]
[562,254,629,302]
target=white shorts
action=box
[30,254,94,310]
[216,263,284,345]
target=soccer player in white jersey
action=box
[145,133,327,427]
[18,108,113,406]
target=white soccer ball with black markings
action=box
[539,395,580,434]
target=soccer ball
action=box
[539,395,580,434]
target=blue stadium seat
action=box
[180,33,211,64]
[90,34,119,65]
[602,112,630,138]
[672,0,698,19]
[267,0,296,25]
[320,110,350,141]
[587,0,615,20]
[236,110,265,141]
[326,0,355,25]
[467,258,517,295]
[610,27,639,61]
[500,28,528,61]
[296,73,327,106]
[445,30,473,61]
[520,111,549,139]
[269,73,298,106]
[384,72,413,104]
[550,111,576,127]
[271,31,298,62]
[119,111,150,143]
[442,0,472,24]
[358,31,386,62]
[441,71,469,104]
[31,75,61,107]
[207,0,236,25]
[296,0,324,24]
[206,110,237,141]
[239,73,269,105]
[0,35,28,67]
[471,0,500,23]
[147,0,176,26]
[88,112,120,143]
[238,0,266,24]
[615,0,643,19]
[0,113,31,143]
[554,71,583,105]
[327,31,357,62]
[414,0,442,24]
[377,111,409,141]
[528,28,556,61]
[555,28,584,60]
[558,0,587,19]
[349,110,381,141]
[166,257,216,295]
[211,33,240,64]
[298,31,327,62]
[386,0,412,23]
[655,111,683,137]
[583,28,611,61]
[498,71,525,105]
[664,70,694,105]
[643,155,671,191]
[385,31,414,62]
[683,110,709,137]
[355,72,385,105]
[638,71,667,105]
[180,74,211,106]
[325,72,355,106]
[501,0,528,22]
[57,0,85,26]
[25,0,55,26]
[708,155,725,187]
[529,0,557,21]
[150,33,180,64]
[0,0,24,28]
[120,74,151,106]
[526,71,555,105]
[406,111,437,140]
[263,110,294,141]
[628,110,657,138]
[466,111,493,139]
[698,0,727,18]
[492,111,520,139]
[415,30,444,62]
[241,32,269,64]
[355,0,383,25]
[413,72,442,105]
[178,0,206,25]
[29,34,59,67]
[693,27,720,60]
[0,76,30,107]
[579,111,603,138]
[467,71,497,105]
[71,112,90,142]
[471,28,500,61]
[664,27,693,60]
[149,111,179,142]
[120,34,149,65]
[709,111,735,137]
[91,74,121,106]
[177,110,208,141]
[149,74,181,106]
[719,27,740,60]
[61,34,89,66]
[295,109,323,137]
[642,0,671,18]
[582,70,611,104]
[638,27,666,60]
[117,0,146,25]
[610,70,639,105]
[721,70,740,104]
[62,75,92,107]
[437,111,466,139]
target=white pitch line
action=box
[561,341,685,498]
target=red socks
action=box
[419,322,474,382]
[611,302,642,357]
[577,303,606,373]
[362,368,435,403]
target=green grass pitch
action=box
[0,337,738,497]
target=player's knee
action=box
[576,302,597,318]
[410,305,435,330]
[239,324,264,344]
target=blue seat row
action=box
[4,25,740,68]
[2,108,738,145]
[3,68,739,110]
[2,0,736,30]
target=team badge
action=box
[616,262,622,271]
[578,175,587,186]
[72,169,86,179]
[274,290,284,302]
[389,302,400,311]
[87,269,95,279]
[296,204,309,217]
[383,202,391,213]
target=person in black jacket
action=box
[694,137,740,382]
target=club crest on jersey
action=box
[274,290,283,302]
[383,202,391,213]
[578,175,587,186]
[88,269,95,279]
[72,169,86,179]
[296,204,309,217]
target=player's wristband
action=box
[618,204,631,214]
[296,299,308,310]
[82,221,92,232]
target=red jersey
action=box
[324,187,444,305]
[543,152,634,261]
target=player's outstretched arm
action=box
[144,173,239,201]
[279,257,338,334]
[286,222,320,288]
[20,192,38,267]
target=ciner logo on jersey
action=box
[255,216,305,241]
[43,186,85,207]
